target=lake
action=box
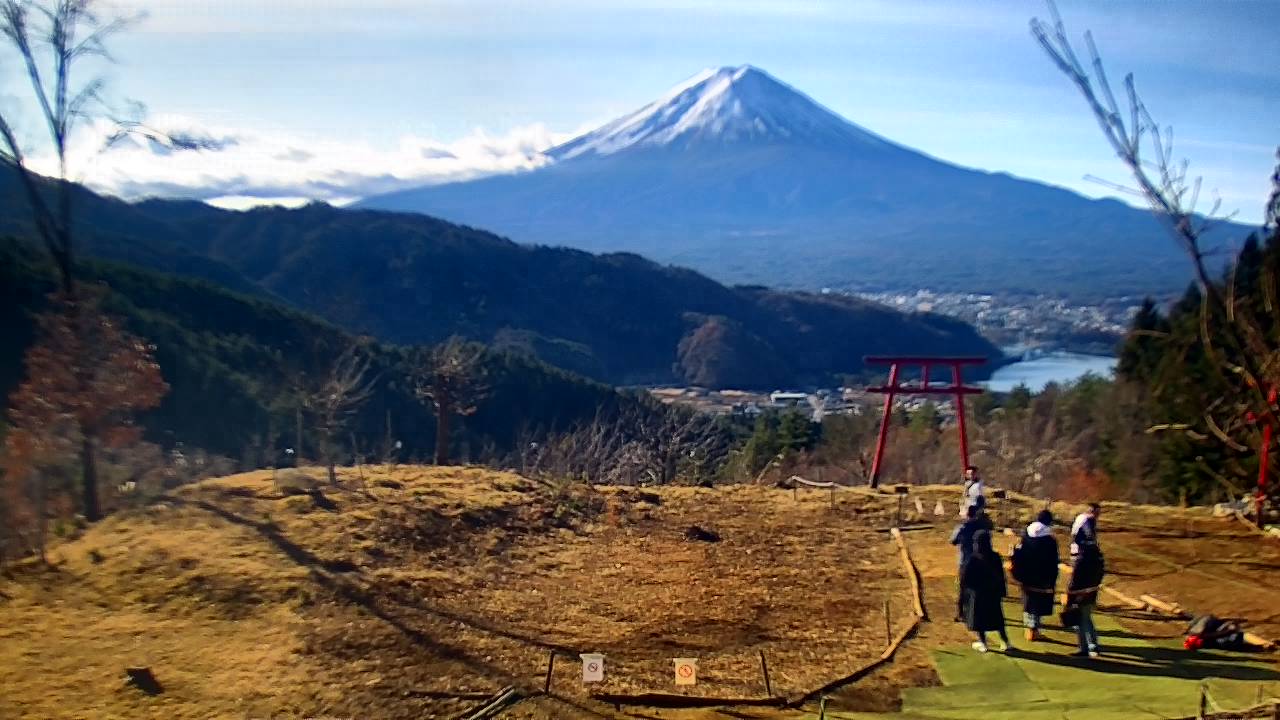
[983,352,1117,393]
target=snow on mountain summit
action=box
[548,65,889,160]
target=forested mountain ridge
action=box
[0,167,1001,389]
[0,238,650,463]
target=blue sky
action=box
[7,0,1277,222]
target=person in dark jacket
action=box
[950,502,995,620]
[1011,509,1059,641]
[961,529,1009,652]
[1065,536,1105,657]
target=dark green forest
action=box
[1,237,666,466]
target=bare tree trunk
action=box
[295,406,304,463]
[435,398,453,466]
[80,434,101,522]
[320,417,338,484]
[32,470,47,564]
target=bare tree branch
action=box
[0,0,139,295]
[1032,0,1280,478]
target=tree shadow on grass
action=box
[1016,643,1280,682]
[186,496,623,717]
[176,498,512,675]
[179,497,599,686]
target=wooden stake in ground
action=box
[890,528,926,619]
[884,597,892,646]
[758,650,772,696]
[544,651,555,693]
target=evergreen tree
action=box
[1004,384,1032,412]
[1117,297,1168,381]
[777,409,818,453]
[908,401,939,434]
[741,412,781,475]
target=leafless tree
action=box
[413,337,489,466]
[519,410,625,485]
[523,402,730,486]
[296,342,376,484]
[1033,2,1280,507]
[0,0,137,295]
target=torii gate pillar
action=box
[864,356,987,488]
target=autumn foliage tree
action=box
[3,290,167,527]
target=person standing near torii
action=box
[961,465,985,511]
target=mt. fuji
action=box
[547,66,891,159]
[360,66,1243,297]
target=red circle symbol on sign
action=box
[678,664,694,677]
[588,663,599,672]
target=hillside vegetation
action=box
[0,168,1000,389]
[0,238,658,463]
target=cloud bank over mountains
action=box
[29,114,569,209]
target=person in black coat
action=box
[1065,536,1105,657]
[960,529,1010,652]
[950,501,994,619]
[1011,509,1059,641]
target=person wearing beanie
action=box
[1010,509,1060,641]
[1065,503,1105,658]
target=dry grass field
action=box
[2,469,1277,720]
[0,466,917,719]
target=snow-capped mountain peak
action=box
[548,65,888,160]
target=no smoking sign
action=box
[673,658,698,686]
[580,653,605,683]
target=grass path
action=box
[807,545,1280,720]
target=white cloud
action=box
[28,113,571,207]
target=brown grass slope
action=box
[7,473,1277,720]
[0,467,917,720]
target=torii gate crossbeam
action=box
[864,355,987,488]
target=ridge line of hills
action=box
[359,65,1247,299]
[0,166,1001,392]
[0,236,652,462]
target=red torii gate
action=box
[1245,384,1277,527]
[864,356,987,488]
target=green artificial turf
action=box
[810,601,1280,720]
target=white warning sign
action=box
[674,657,697,686]
[580,653,604,683]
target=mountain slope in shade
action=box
[360,65,1248,298]
[0,168,1001,389]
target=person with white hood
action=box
[1069,503,1101,556]
[1065,502,1105,658]
[1010,509,1059,641]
